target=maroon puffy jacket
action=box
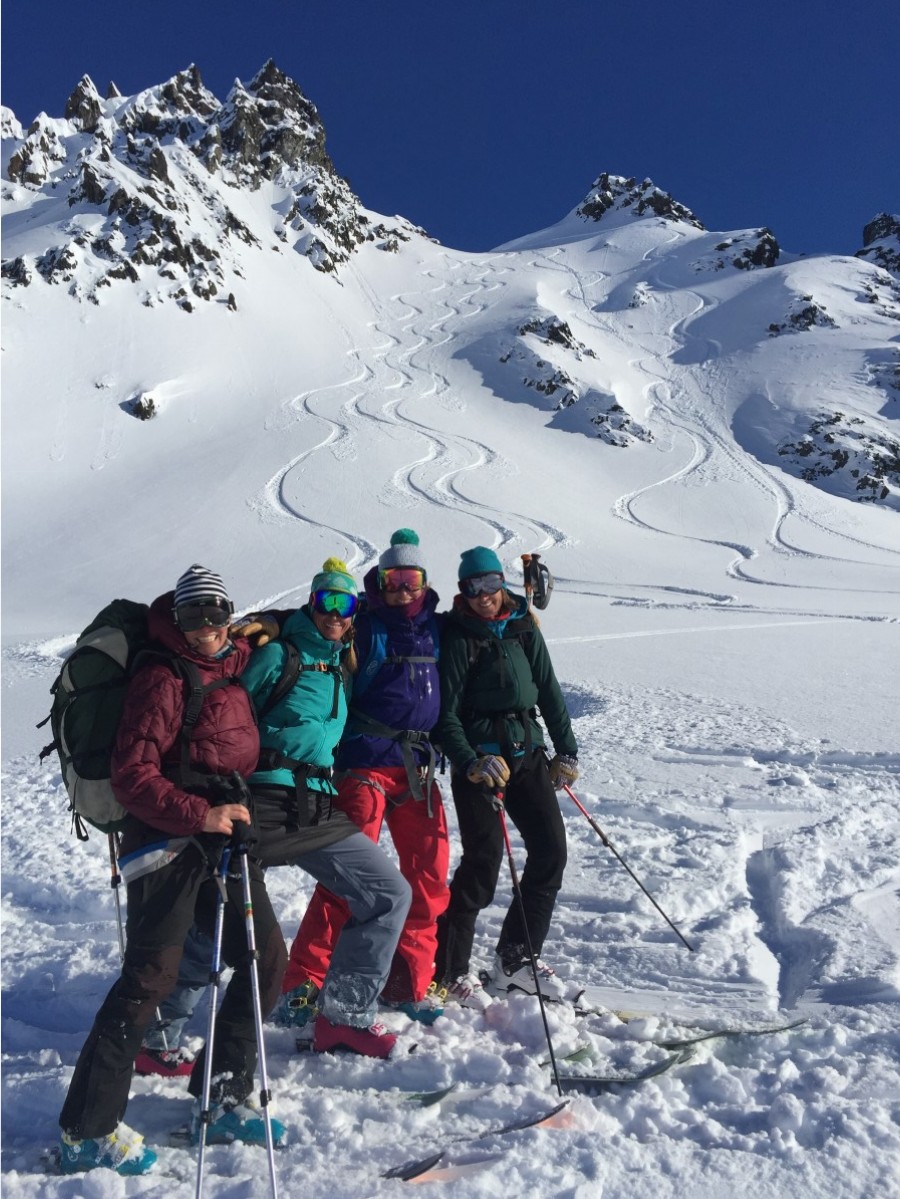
[111,591,258,850]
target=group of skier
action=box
[57,530,580,1176]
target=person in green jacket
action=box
[242,558,411,1059]
[433,547,580,1004]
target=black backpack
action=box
[38,599,234,840]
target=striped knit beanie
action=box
[378,528,426,579]
[173,564,231,608]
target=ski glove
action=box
[548,754,579,790]
[466,755,511,789]
[230,612,280,647]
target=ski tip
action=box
[383,1150,445,1180]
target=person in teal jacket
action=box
[242,558,411,1060]
[433,546,580,1004]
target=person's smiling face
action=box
[183,624,230,656]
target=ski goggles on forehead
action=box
[379,567,426,593]
[460,572,504,598]
[312,589,359,618]
[173,598,234,631]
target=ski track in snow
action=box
[257,253,570,566]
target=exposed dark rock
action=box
[856,212,900,276]
[731,228,780,269]
[35,244,79,283]
[123,392,157,419]
[1,256,32,286]
[65,75,102,132]
[68,163,107,207]
[769,295,837,335]
[578,173,704,230]
[777,411,900,506]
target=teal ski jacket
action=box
[242,605,349,794]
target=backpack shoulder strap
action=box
[255,641,302,720]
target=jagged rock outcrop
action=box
[498,313,651,446]
[1,105,23,140]
[856,213,900,276]
[768,294,838,335]
[578,173,705,230]
[777,411,900,507]
[65,75,102,132]
[713,228,780,270]
[1,61,413,305]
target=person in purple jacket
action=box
[278,530,452,1024]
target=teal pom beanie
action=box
[378,529,426,578]
[311,556,357,596]
[458,546,504,580]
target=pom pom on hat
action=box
[378,528,426,578]
[458,546,504,581]
[174,564,231,608]
[311,557,357,596]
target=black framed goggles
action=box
[173,598,234,631]
[312,589,359,618]
[460,572,504,598]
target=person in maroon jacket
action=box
[57,566,288,1177]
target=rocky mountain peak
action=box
[64,74,102,132]
[857,212,900,276]
[577,172,705,230]
[2,61,416,306]
[215,61,330,178]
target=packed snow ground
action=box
[2,150,900,1195]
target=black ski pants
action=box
[434,750,567,983]
[59,843,286,1139]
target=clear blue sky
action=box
[2,1,897,256]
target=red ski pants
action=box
[284,767,450,1002]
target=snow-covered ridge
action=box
[1,60,417,304]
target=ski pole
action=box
[493,793,564,1097]
[107,833,126,962]
[562,785,695,952]
[195,846,231,1199]
[232,821,279,1199]
[521,554,534,610]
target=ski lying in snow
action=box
[382,1099,571,1181]
[656,1017,808,1049]
[556,1047,696,1092]
[551,1018,808,1091]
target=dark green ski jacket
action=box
[436,591,577,774]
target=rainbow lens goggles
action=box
[460,572,504,598]
[379,567,426,593]
[312,589,359,618]
[174,598,234,631]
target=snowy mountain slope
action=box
[2,63,900,1199]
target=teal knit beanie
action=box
[311,556,357,596]
[458,546,504,581]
